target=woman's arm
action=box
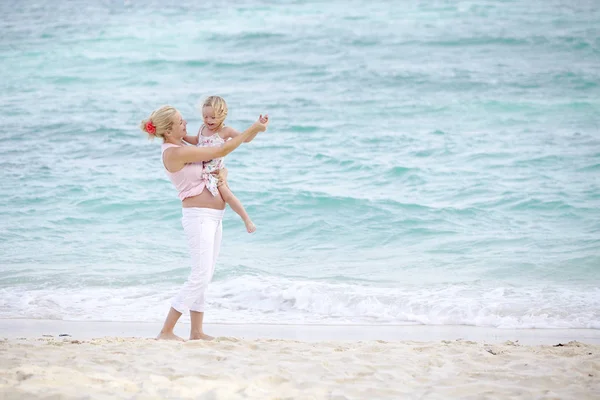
[222,115,269,143]
[214,168,228,187]
[165,117,268,169]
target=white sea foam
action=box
[2,276,598,329]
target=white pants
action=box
[171,208,224,314]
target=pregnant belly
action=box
[182,186,225,210]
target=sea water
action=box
[1,0,599,328]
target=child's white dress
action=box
[198,126,226,196]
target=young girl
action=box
[184,96,267,233]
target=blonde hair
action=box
[202,96,228,128]
[140,105,178,141]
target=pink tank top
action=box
[161,143,206,201]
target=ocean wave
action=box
[425,37,529,47]
[206,31,287,45]
[2,276,598,329]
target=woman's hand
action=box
[252,114,269,132]
[213,168,228,187]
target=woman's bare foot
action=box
[189,332,214,341]
[156,331,185,341]
[244,219,256,234]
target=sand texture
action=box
[1,336,598,399]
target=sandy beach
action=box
[1,320,599,399]
[3,0,600,399]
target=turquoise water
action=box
[1,0,599,328]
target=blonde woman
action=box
[184,96,266,233]
[140,105,269,341]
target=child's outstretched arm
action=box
[183,135,199,145]
[183,126,202,145]
[183,132,199,145]
[222,115,269,142]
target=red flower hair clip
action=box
[146,120,157,135]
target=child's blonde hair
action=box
[202,96,228,127]
[140,105,178,141]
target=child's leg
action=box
[218,184,256,233]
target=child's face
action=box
[202,106,224,131]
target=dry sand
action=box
[0,320,599,399]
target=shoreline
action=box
[2,318,599,345]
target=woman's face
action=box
[170,111,187,139]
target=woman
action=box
[140,105,269,341]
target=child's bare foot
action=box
[189,333,214,341]
[156,331,185,341]
[245,219,256,234]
